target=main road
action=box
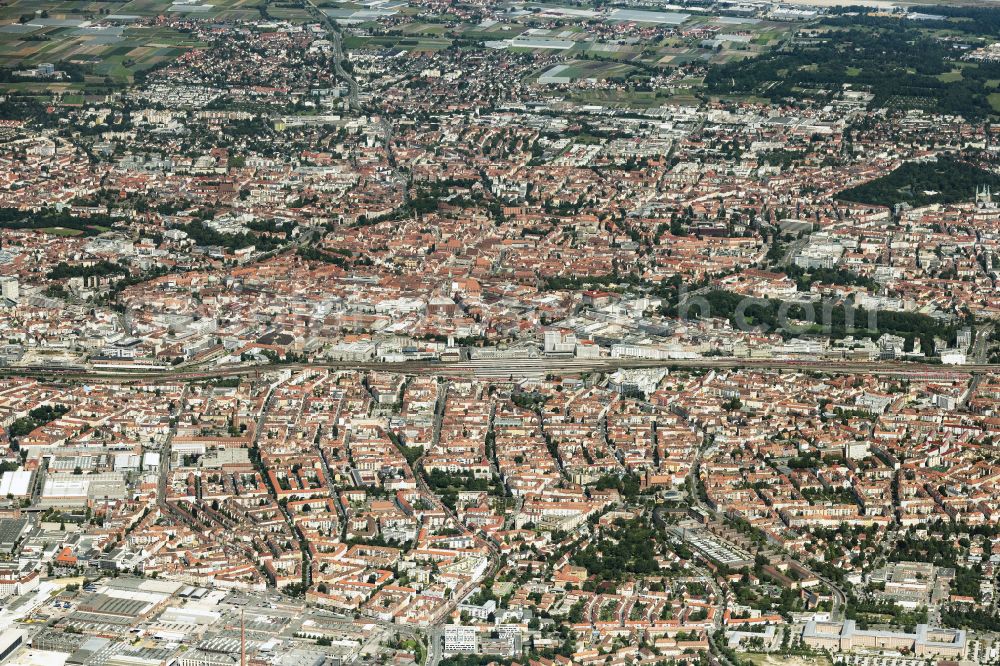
[302,0,360,109]
[386,380,502,666]
[682,423,848,662]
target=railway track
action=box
[2,357,996,385]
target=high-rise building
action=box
[443,625,478,653]
[0,277,18,302]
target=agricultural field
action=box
[0,0,791,110]
[0,0,284,93]
[565,88,673,109]
[558,60,636,81]
[0,0,262,22]
[0,2,209,91]
[0,25,201,86]
[342,34,453,52]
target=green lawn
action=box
[937,69,964,82]
[38,227,85,236]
